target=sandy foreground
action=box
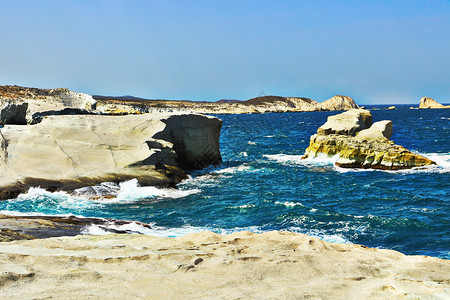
[0,231,448,299]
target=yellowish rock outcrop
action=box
[303,109,435,170]
[319,95,359,111]
[419,97,450,109]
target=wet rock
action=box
[0,214,152,241]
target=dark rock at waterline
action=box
[0,214,152,242]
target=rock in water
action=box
[317,109,372,136]
[419,97,450,109]
[356,120,393,140]
[0,113,222,199]
[319,95,360,111]
[303,109,435,170]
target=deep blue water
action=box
[1,105,449,258]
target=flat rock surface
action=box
[0,231,448,299]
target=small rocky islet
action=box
[302,109,436,170]
[419,96,450,109]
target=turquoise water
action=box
[1,106,449,258]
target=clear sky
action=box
[1,0,449,104]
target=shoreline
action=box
[0,212,448,260]
[0,230,448,298]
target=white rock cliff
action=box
[0,113,222,199]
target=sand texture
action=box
[0,231,448,299]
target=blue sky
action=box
[1,1,449,104]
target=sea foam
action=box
[10,179,200,207]
[264,153,339,167]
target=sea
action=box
[1,105,449,258]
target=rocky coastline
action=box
[0,230,448,299]
[302,109,436,170]
[1,85,360,118]
[0,85,448,298]
[95,94,360,115]
[0,85,223,200]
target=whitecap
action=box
[248,141,257,145]
[288,227,352,244]
[214,165,254,174]
[56,216,356,246]
[82,221,158,235]
[264,154,304,164]
[113,179,200,202]
[177,174,218,188]
[0,210,77,218]
[422,153,450,168]
[9,179,201,210]
[16,187,72,200]
[82,223,264,238]
[264,153,338,167]
[275,201,304,208]
[229,204,256,209]
[332,152,450,174]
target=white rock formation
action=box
[419,97,449,109]
[317,109,373,136]
[319,95,359,111]
[0,113,222,199]
[356,120,393,141]
[59,90,97,110]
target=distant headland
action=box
[0,85,359,118]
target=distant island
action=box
[0,84,360,117]
[92,93,360,115]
